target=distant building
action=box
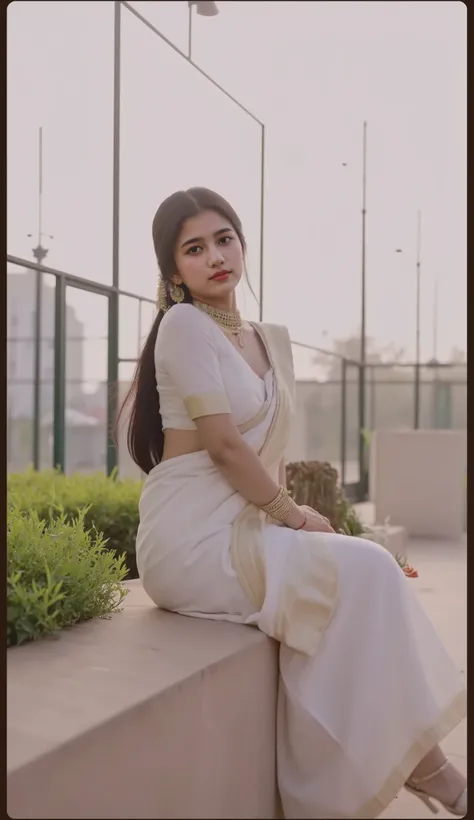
[7,270,86,471]
[7,270,84,419]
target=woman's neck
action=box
[193,293,238,313]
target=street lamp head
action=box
[32,245,48,264]
[188,1,219,16]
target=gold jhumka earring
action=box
[157,279,185,312]
[169,283,185,304]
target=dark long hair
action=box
[116,187,247,475]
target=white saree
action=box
[136,303,466,819]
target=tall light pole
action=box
[188,1,219,62]
[186,0,264,321]
[359,121,368,498]
[414,209,421,428]
[394,209,422,429]
[432,276,438,362]
[339,121,368,498]
[30,126,51,470]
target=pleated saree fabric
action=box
[137,303,466,819]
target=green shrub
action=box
[7,506,129,647]
[8,469,142,578]
[336,495,365,536]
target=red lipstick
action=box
[210,270,230,281]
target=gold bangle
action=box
[261,486,295,523]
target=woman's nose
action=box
[208,246,225,266]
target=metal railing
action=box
[290,359,466,500]
[9,262,466,499]
[7,258,156,476]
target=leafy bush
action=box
[336,495,365,537]
[7,506,129,647]
[8,469,142,578]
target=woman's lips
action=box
[210,271,230,281]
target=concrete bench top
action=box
[8,581,273,775]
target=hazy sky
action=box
[7,0,466,385]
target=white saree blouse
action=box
[155,303,269,431]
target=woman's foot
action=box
[406,759,467,816]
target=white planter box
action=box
[370,430,466,541]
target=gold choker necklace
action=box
[193,300,244,348]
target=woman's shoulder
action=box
[160,302,212,333]
[160,301,198,323]
[157,303,219,352]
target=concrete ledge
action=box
[8,582,279,819]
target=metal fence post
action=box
[414,363,421,429]
[369,364,376,428]
[107,293,119,475]
[107,0,121,477]
[340,358,347,487]
[32,270,42,469]
[259,123,265,321]
[53,275,66,471]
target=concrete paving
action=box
[380,535,467,819]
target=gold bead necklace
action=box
[193,300,244,348]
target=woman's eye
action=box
[187,245,202,255]
[218,236,232,245]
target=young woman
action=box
[120,187,466,819]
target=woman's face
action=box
[173,209,244,306]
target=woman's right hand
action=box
[285,504,335,533]
[299,505,335,533]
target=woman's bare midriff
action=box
[161,428,204,462]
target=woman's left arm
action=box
[278,458,287,489]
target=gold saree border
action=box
[229,323,291,611]
[237,382,273,434]
[183,390,231,419]
[353,690,467,820]
[274,541,339,656]
[230,322,339,656]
